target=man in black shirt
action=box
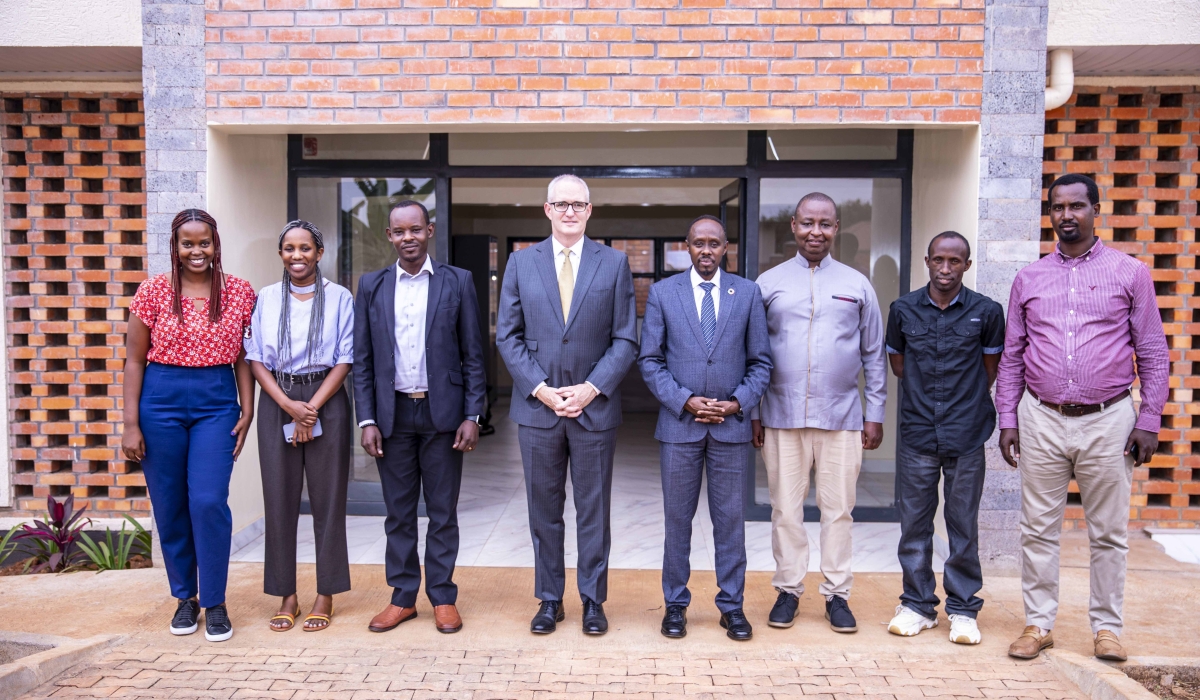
[884,231,1004,645]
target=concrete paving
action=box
[1,531,1196,698]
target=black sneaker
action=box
[768,591,799,628]
[170,598,199,636]
[825,596,857,633]
[204,604,233,642]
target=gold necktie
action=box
[558,249,574,323]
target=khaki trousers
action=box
[1018,390,1136,635]
[763,427,861,599]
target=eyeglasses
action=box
[549,201,589,213]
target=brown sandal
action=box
[303,604,333,632]
[269,606,301,632]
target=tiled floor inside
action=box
[232,401,937,573]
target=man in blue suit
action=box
[638,215,773,640]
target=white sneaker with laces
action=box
[887,605,937,637]
[948,614,981,645]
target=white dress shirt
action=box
[532,235,598,398]
[689,266,721,322]
[394,255,433,393]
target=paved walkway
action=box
[38,644,1082,699]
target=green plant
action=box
[0,524,21,563]
[76,516,151,571]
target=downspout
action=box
[1045,48,1074,111]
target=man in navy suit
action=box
[353,200,486,635]
[638,215,773,640]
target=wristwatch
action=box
[466,415,481,425]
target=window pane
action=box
[663,241,690,272]
[633,277,652,317]
[611,238,654,274]
[301,133,429,160]
[766,129,897,161]
[754,177,902,511]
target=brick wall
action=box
[1043,86,1200,529]
[204,0,985,126]
[1,93,149,516]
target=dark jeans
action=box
[896,443,986,619]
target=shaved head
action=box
[795,192,837,218]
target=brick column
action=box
[142,0,207,275]
[975,0,1048,574]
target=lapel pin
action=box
[727,288,735,295]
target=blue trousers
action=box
[140,363,240,608]
[661,436,748,613]
[896,443,987,619]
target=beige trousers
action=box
[1018,390,1136,635]
[763,427,861,599]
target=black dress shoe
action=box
[530,601,564,634]
[660,605,687,638]
[825,596,858,633]
[719,608,753,641]
[768,591,799,628]
[582,597,608,635]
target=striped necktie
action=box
[699,281,716,349]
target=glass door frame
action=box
[287,131,915,522]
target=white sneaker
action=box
[887,605,937,636]
[948,614,981,645]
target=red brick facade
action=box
[204,0,984,126]
[1043,86,1200,529]
[2,93,148,516]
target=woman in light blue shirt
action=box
[245,220,354,633]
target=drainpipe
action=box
[1045,48,1074,111]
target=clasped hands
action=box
[285,398,319,446]
[536,383,598,418]
[684,395,740,424]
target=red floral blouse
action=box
[129,274,257,367]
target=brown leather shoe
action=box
[1008,626,1054,659]
[367,604,417,633]
[1094,630,1127,661]
[434,605,463,634]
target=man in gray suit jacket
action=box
[496,175,638,635]
[638,215,772,641]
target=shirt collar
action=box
[397,255,434,279]
[1053,236,1103,264]
[551,235,585,259]
[690,266,721,290]
[794,252,833,270]
[923,284,965,308]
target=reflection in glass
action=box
[754,178,902,512]
[610,239,654,274]
[663,241,691,272]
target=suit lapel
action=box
[534,238,566,331]
[564,237,601,333]
[425,258,446,339]
[709,272,737,357]
[380,264,397,341]
[675,271,709,350]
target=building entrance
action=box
[289,129,912,522]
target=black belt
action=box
[279,369,329,385]
[1029,388,1130,417]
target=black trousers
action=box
[377,393,463,608]
[257,382,352,597]
[896,443,987,619]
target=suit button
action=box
[707,360,713,366]
[563,339,569,344]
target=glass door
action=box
[296,176,436,515]
[751,178,903,519]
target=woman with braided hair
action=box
[122,208,257,642]
[245,220,354,632]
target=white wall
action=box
[1048,0,1200,47]
[911,127,981,293]
[206,130,288,535]
[0,0,141,47]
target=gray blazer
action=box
[638,270,773,444]
[496,236,638,432]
